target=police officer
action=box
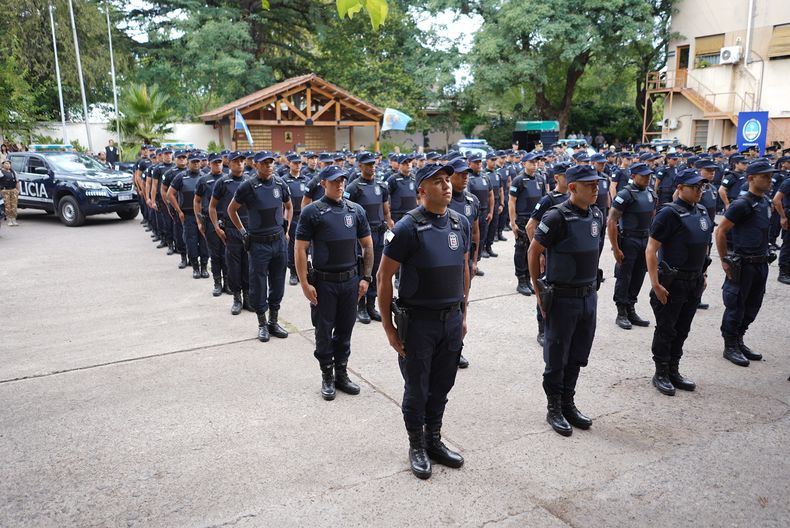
[133,146,152,229]
[283,153,307,286]
[716,160,778,366]
[301,152,334,209]
[591,153,612,256]
[209,152,251,315]
[526,162,571,346]
[693,159,720,309]
[718,155,748,210]
[654,153,679,206]
[228,151,292,342]
[466,153,493,262]
[149,148,175,253]
[167,152,210,279]
[527,165,604,437]
[607,162,655,330]
[195,153,229,296]
[645,169,712,396]
[295,165,374,401]
[163,151,189,268]
[509,152,545,295]
[773,156,790,284]
[377,162,470,479]
[483,152,504,256]
[386,154,418,223]
[343,151,394,324]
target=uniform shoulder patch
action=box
[614,195,625,204]
[384,230,395,245]
[538,221,549,234]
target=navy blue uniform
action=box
[530,191,569,332]
[649,200,713,366]
[151,162,175,244]
[344,176,390,299]
[612,183,656,307]
[387,174,418,222]
[699,182,717,224]
[163,165,187,256]
[296,197,371,367]
[303,175,325,203]
[212,174,249,295]
[449,189,480,274]
[233,176,290,315]
[721,192,772,339]
[721,170,746,204]
[510,173,545,280]
[497,166,511,234]
[484,168,503,247]
[283,173,308,273]
[467,171,491,260]
[535,201,603,399]
[384,206,470,431]
[778,178,790,267]
[170,169,209,265]
[655,166,677,206]
[196,171,226,282]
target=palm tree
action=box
[108,84,176,147]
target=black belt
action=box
[620,229,649,238]
[250,230,284,243]
[737,254,774,264]
[674,270,703,281]
[312,267,357,282]
[401,302,462,321]
[551,283,596,298]
[370,223,388,233]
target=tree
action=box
[0,54,42,140]
[108,84,175,146]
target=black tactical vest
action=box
[246,177,286,236]
[545,203,603,286]
[345,178,385,226]
[618,184,656,235]
[660,202,713,271]
[311,199,360,271]
[731,193,771,256]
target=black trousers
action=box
[613,235,648,306]
[224,226,249,294]
[486,202,500,246]
[204,223,226,280]
[650,276,703,364]
[366,228,385,298]
[248,236,287,314]
[287,213,300,271]
[311,276,359,368]
[182,213,208,262]
[398,309,463,431]
[543,293,597,398]
[513,217,529,278]
[721,262,768,338]
[477,213,489,260]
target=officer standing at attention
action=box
[227,151,292,342]
[167,152,210,279]
[645,169,712,396]
[693,159,720,309]
[163,151,190,268]
[343,151,394,324]
[715,160,778,366]
[607,162,656,330]
[590,153,612,257]
[483,152,504,257]
[509,152,545,295]
[467,153,494,262]
[149,148,175,252]
[387,154,419,223]
[195,154,229,296]
[528,165,604,437]
[773,156,790,284]
[654,153,679,207]
[718,155,748,210]
[526,162,571,346]
[295,165,374,401]
[209,152,252,315]
[377,163,470,480]
[283,153,307,286]
[301,152,334,209]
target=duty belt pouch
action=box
[242,232,251,251]
[391,298,409,349]
[306,262,315,286]
[657,261,678,288]
[723,255,742,282]
[767,253,777,264]
[536,277,554,318]
[596,268,603,291]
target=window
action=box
[27,157,48,173]
[694,34,724,67]
[768,24,790,59]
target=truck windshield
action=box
[46,153,108,172]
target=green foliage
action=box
[108,84,175,147]
[336,0,389,29]
[480,117,516,150]
[31,133,61,144]
[0,53,41,139]
[379,139,408,154]
[207,140,225,153]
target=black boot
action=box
[668,358,696,391]
[256,313,270,342]
[627,305,650,327]
[167,242,176,255]
[366,296,382,322]
[223,276,233,295]
[537,318,545,347]
[458,354,469,369]
[334,362,360,395]
[407,429,432,479]
[424,423,464,468]
[652,362,676,396]
[156,239,167,249]
[516,276,532,296]
[152,235,160,242]
[212,278,223,297]
[242,290,254,312]
[723,336,749,366]
[178,254,188,269]
[356,298,371,324]
[546,395,573,436]
[497,232,507,242]
[561,394,592,429]
[191,260,201,279]
[615,304,632,330]
[480,247,490,258]
[697,300,709,310]
[778,265,790,285]
[475,267,485,277]
[737,336,762,361]
[320,364,336,401]
[268,310,289,339]
[288,268,299,285]
[231,292,243,316]
[486,245,498,258]
[200,260,210,278]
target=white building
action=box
[648,0,790,147]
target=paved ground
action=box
[1,210,788,528]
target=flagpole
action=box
[67,0,93,153]
[48,3,68,145]
[105,0,120,145]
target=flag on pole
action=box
[381,108,412,132]
[235,109,254,146]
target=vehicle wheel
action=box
[57,196,86,227]
[117,206,140,221]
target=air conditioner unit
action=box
[720,46,741,64]
[662,117,679,130]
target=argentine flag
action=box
[381,108,412,132]
[235,109,254,146]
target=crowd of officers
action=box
[131,140,789,479]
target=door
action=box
[17,156,53,208]
[675,45,690,88]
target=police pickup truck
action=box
[7,145,139,227]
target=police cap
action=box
[397,154,413,164]
[448,158,471,174]
[357,152,376,165]
[589,153,607,163]
[415,163,453,187]
[228,151,245,162]
[566,165,603,183]
[286,153,301,163]
[630,163,653,176]
[208,153,222,163]
[696,159,718,170]
[425,152,441,161]
[521,152,540,162]
[572,151,590,162]
[552,162,572,174]
[318,152,334,163]
[674,168,704,186]
[253,151,275,163]
[466,152,483,163]
[319,165,348,181]
[745,160,779,176]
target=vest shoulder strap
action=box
[664,202,691,217]
[314,200,330,214]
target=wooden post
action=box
[374,123,380,152]
[306,87,312,118]
[230,113,237,150]
[349,126,354,151]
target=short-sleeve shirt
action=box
[649,199,692,243]
[383,209,471,263]
[295,198,371,241]
[530,192,568,222]
[534,202,592,248]
[778,177,790,208]
[724,193,758,224]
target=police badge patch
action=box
[448,232,460,250]
[374,185,381,195]
[591,221,600,237]
[273,187,281,199]
[409,182,415,190]
[344,214,353,228]
[300,184,306,192]
[464,204,472,216]
[700,216,709,231]
[647,192,653,203]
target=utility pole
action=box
[67,0,93,153]
[48,3,69,145]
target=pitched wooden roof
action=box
[199,74,383,122]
